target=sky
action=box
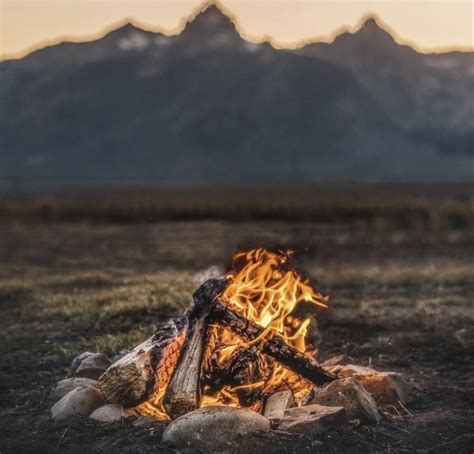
[1,0,473,59]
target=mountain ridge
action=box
[3,3,472,64]
[0,3,472,184]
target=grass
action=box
[1,183,473,228]
[0,187,473,452]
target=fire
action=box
[134,248,328,419]
[201,248,328,408]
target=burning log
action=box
[99,316,187,407]
[163,279,228,419]
[206,301,336,387]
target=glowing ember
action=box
[134,248,328,420]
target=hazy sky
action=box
[1,0,473,59]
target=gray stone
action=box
[70,352,95,375]
[321,354,355,368]
[309,378,381,424]
[279,404,345,437]
[330,364,409,406]
[51,386,105,420]
[50,377,100,401]
[75,353,111,380]
[89,404,131,423]
[162,406,270,450]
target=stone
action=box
[132,416,164,428]
[321,354,355,368]
[162,406,270,450]
[75,353,111,380]
[279,404,346,437]
[51,386,105,420]
[330,364,409,406]
[50,377,100,401]
[111,348,130,364]
[309,378,381,424]
[263,390,294,424]
[89,404,131,423]
[70,352,95,375]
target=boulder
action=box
[309,378,381,424]
[279,404,345,437]
[50,377,100,401]
[51,386,105,420]
[74,353,111,380]
[162,406,270,450]
[330,364,409,406]
[89,404,131,423]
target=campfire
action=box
[49,247,410,450]
[99,248,336,421]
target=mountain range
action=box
[1,3,473,184]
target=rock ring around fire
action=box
[162,406,270,450]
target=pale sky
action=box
[0,0,473,60]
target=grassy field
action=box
[0,187,473,452]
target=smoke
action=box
[194,265,225,285]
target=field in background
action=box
[1,183,472,227]
[0,184,473,452]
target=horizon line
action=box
[1,0,473,62]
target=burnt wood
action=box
[99,316,187,407]
[163,279,228,418]
[206,301,336,386]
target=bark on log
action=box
[99,316,187,407]
[206,302,336,386]
[163,279,228,419]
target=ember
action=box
[100,248,334,421]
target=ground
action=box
[0,216,473,453]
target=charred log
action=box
[99,316,187,407]
[203,343,270,407]
[206,301,336,386]
[163,279,228,418]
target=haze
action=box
[1,0,473,60]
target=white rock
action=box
[162,406,270,450]
[279,404,345,437]
[51,386,105,420]
[75,353,111,380]
[309,378,381,424]
[89,404,131,423]
[50,377,100,401]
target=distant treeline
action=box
[0,184,472,228]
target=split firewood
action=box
[206,301,336,386]
[99,316,187,407]
[163,279,228,419]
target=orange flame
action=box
[201,248,328,408]
[136,248,328,419]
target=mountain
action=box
[298,16,474,155]
[0,4,472,184]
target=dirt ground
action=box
[0,220,473,453]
